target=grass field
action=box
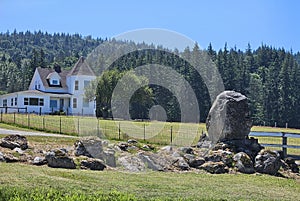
[1,113,300,155]
[0,162,299,201]
[0,124,300,200]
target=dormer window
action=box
[47,71,61,87]
[51,79,59,85]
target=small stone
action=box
[32,157,47,166]
[13,147,25,154]
[80,158,106,171]
[200,161,228,174]
[118,142,129,151]
[160,146,173,153]
[233,152,255,174]
[284,157,299,173]
[3,154,19,163]
[178,147,194,155]
[175,157,190,171]
[0,134,28,150]
[128,139,138,144]
[0,152,5,162]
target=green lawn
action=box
[0,162,299,201]
[0,114,299,155]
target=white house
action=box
[0,56,96,116]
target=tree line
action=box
[1,31,300,128]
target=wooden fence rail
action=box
[249,131,300,159]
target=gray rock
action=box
[255,150,282,175]
[204,152,222,162]
[3,154,19,163]
[233,152,255,174]
[200,161,228,174]
[184,154,205,168]
[74,137,104,160]
[284,157,299,173]
[32,156,47,166]
[160,146,173,153]
[13,147,24,154]
[0,134,28,150]
[0,151,5,162]
[127,139,138,144]
[206,91,252,143]
[118,142,129,151]
[178,159,190,170]
[138,153,163,171]
[118,155,145,172]
[46,149,76,169]
[104,149,116,167]
[178,147,194,155]
[81,158,106,171]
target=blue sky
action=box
[1,0,300,51]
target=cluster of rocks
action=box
[0,91,299,176]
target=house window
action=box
[84,80,90,89]
[24,98,44,106]
[24,98,29,105]
[73,98,77,108]
[3,99,7,107]
[15,98,17,105]
[39,99,44,106]
[11,98,13,106]
[52,79,59,85]
[75,80,79,90]
[83,98,89,108]
[29,98,39,106]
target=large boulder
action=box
[46,149,76,169]
[206,91,252,143]
[0,135,28,150]
[254,150,282,175]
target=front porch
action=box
[49,96,71,115]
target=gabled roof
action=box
[67,56,95,76]
[37,68,69,89]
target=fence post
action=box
[97,119,100,137]
[43,116,45,131]
[118,122,121,140]
[77,117,80,135]
[170,125,173,145]
[0,111,2,122]
[143,123,146,141]
[282,132,287,158]
[28,113,30,128]
[13,112,15,124]
[59,116,62,134]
